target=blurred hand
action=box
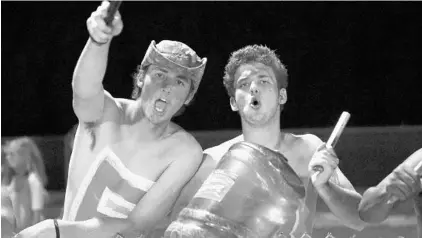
[309,143,339,188]
[87,1,123,44]
[384,164,422,201]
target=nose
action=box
[250,83,259,95]
[161,85,171,94]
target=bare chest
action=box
[279,147,312,179]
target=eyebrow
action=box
[257,73,271,78]
[237,72,269,82]
[176,75,189,82]
[156,67,168,73]
[236,77,248,85]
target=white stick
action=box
[326,111,351,149]
[387,160,422,204]
[313,111,351,172]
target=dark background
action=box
[2,1,422,137]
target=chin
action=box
[242,112,268,126]
[149,115,168,125]
[149,110,175,125]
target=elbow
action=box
[358,187,391,224]
[347,219,367,232]
[358,208,388,224]
[338,212,367,231]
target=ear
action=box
[230,97,238,111]
[137,80,144,88]
[184,80,195,105]
[184,94,193,105]
[279,88,287,105]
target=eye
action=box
[239,82,249,88]
[260,79,269,84]
[155,72,165,79]
[177,79,185,86]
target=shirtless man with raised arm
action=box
[17,1,207,237]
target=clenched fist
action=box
[308,144,340,188]
[87,1,123,45]
[384,164,422,201]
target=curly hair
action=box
[223,45,288,98]
[131,65,149,99]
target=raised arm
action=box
[72,1,123,123]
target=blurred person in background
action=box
[2,186,17,238]
[2,144,17,237]
[2,137,49,232]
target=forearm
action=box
[358,185,394,224]
[317,182,366,230]
[55,217,132,238]
[72,38,111,98]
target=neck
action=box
[12,167,28,177]
[241,110,283,151]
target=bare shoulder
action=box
[168,126,203,162]
[204,135,243,162]
[292,133,323,148]
[289,133,324,157]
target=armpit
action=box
[85,121,99,151]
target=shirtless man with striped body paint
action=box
[16,1,207,237]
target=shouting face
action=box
[231,62,287,127]
[139,65,192,124]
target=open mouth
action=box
[154,98,167,113]
[250,97,261,109]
